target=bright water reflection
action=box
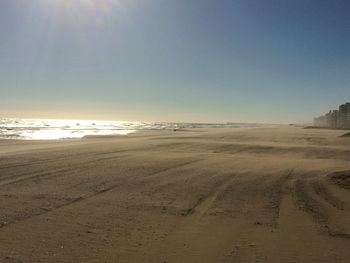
[0,118,265,140]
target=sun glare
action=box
[50,0,130,27]
[61,0,117,12]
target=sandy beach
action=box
[0,126,349,263]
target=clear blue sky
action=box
[1,0,349,123]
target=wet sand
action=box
[0,127,349,262]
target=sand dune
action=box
[0,127,349,262]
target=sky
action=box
[1,0,350,123]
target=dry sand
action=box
[0,127,349,263]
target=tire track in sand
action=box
[180,174,237,219]
[294,175,350,239]
[0,159,203,230]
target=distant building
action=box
[313,102,350,129]
[337,103,350,129]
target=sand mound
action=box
[340,132,350,137]
[330,171,350,190]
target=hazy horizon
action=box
[1,0,350,123]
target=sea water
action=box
[0,118,263,140]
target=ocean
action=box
[0,118,264,140]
